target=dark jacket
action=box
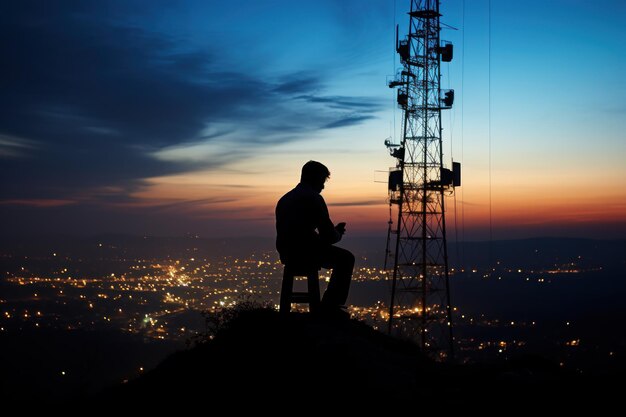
[275,182,341,265]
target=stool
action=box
[279,264,321,314]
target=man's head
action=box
[301,160,330,193]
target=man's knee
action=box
[322,246,355,270]
[332,246,354,265]
[337,248,355,270]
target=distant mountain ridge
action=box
[2,235,624,270]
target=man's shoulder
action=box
[277,186,298,203]
[276,184,326,208]
[280,184,320,200]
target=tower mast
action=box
[385,0,459,359]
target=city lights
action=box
[0,243,604,369]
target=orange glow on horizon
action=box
[55,147,625,239]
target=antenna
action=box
[395,24,399,51]
[384,0,459,360]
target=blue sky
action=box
[1,0,624,239]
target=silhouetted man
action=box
[276,161,355,317]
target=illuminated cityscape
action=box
[2,237,622,374]
[0,236,624,408]
[1,249,393,341]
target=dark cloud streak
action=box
[273,73,322,94]
[324,115,376,129]
[0,1,381,206]
[296,94,381,110]
[329,200,382,207]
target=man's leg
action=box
[320,245,355,306]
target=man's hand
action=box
[335,222,347,235]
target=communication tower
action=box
[385,0,460,359]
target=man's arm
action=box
[316,195,341,244]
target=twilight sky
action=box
[1,0,625,240]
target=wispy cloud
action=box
[296,95,381,110]
[273,73,322,94]
[0,134,38,158]
[329,199,383,207]
[111,197,240,213]
[323,115,377,129]
[0,199,75,207]
[0,1,383,204]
